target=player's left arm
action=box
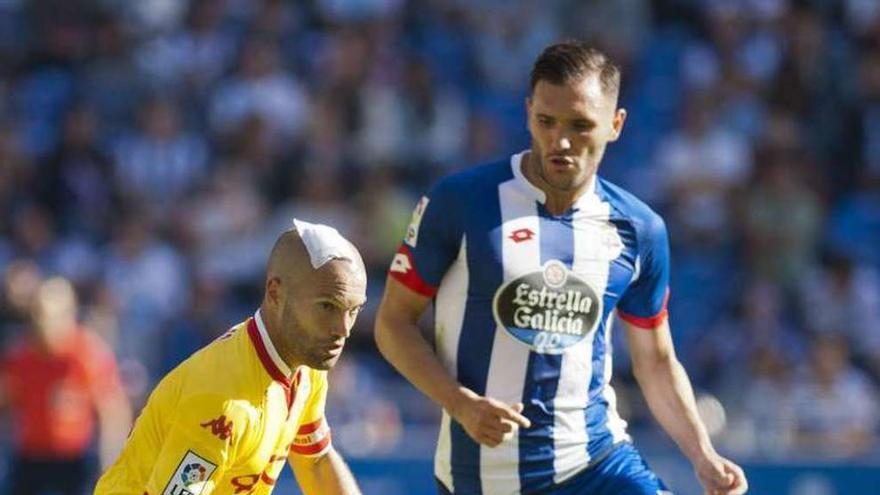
[289,446,361,495]
[619,211,747,494]
[288,371,361,495]
[625,319,747,495]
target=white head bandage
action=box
[292,218,358,269]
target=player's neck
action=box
[522,151,593,216]
[257,304,300,374]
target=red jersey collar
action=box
[246,309,293,387]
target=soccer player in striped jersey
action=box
[375,42,748,495]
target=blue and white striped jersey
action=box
[389,152,671,495]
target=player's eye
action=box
[319,302,336,312]
[537,116,553,127]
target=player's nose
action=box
[329,314,352,338]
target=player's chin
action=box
[307,353,342,370]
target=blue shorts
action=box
[437,442,672,495]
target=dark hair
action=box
[529,41,621,97]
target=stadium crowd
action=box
[0,0,878,485]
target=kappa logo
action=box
[162,451,217,495]
[200,415,233,441]
[509,228,535,243]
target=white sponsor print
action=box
[162,450,217,495]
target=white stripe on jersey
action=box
[434,237,469,492]
[602,311,631,443]
[552,194,617,483]
[478,176,542,495]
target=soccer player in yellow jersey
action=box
[95,219,367,495]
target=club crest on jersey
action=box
[493,260,602,353]
[163,451,217,495]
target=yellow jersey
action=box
[95,310,332,495]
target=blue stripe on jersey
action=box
[585,299,615,457]
[450,164,511,494]
[518,204,575,492]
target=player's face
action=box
[527,75,626,193]
[282,260,367,370]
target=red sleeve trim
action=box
[618,290,670,330]
[290,431,332,456]
[388,245,437,297]
[297,418,323,435]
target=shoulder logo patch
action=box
[163,450,217,495]
[404,196,429,248]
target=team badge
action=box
[493,260,602,353]
[163,451,217,495]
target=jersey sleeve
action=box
[144,393,254,495]
[388,178,464,297]
[290,370,332,457]
[617,212,671,329]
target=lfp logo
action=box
[493,260,602,353]
[181,463,208,485]
[163,451,217,495]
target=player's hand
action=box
[693,451,748,495]
[449,388,531,447]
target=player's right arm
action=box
[374,185,529,447]
[376,279,530,447]
[95,391,253,495]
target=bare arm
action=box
[95,384,133,470]
[374,277,530,446]
[289,446,360,495]
[625,318,747,495]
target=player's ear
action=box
[610,108,627,142]
[265,276,283,307]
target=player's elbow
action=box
[631,347,677,384]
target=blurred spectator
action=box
[102,213,190,379]
[726,346,796,459]
[0,277,131,494]
[357,57,468,168]
[113,97,208,217]
[789,335,879,458]
[39,104,118,238]
[742,145,823,288]
[135,0,235,95]
[799,254,880,380]
[694,280,806,392]
[209,35,308,148]
[0,260,42,341]
[655,92,752,247]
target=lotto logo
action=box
[509,228,535,243]
[390,252,412,274]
